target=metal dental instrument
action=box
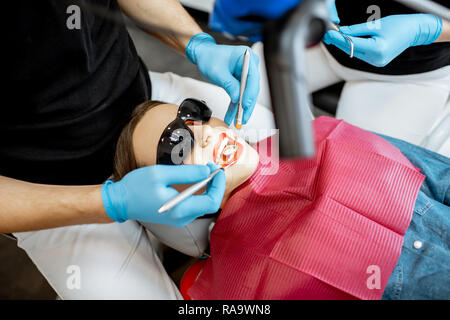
[328,22,340,32]
[158,162,233,214]
[158,168,223,214]
[341,34,354,58]
[327,22,354,58]
[234,48,251,149]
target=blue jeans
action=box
[379,135,450,300]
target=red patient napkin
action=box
[189,117,425,300]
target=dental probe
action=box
[234,48,251,143]
[326,22,354,58]
[158,162,233,214]
[341,34,354,58]
[327,21,340,32]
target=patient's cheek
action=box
[229,146,260,186]
[184,146,213,166]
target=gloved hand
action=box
[326,0,340,24]
[185,33,260,126]
[209,0,301,43]
[101,163,225,227]
[323,14,443,67]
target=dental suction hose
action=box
[263,0,329,158]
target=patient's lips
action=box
[213,132,243,167]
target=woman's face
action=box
[132,103,259,195]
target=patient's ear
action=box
[200,125,214,148]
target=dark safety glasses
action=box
[156,98,212,165]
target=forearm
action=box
[0,175,112,233]
[435,19,450,42]
[118,0,203,54]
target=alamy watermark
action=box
[66,265,81,290]
[66,5,81,30]
[366,265,381,290]
[366,5,382,30]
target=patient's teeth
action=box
[216,138,229,163]
[223,145,237,156]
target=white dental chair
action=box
[335,79,450,158]
[421,96,450,157]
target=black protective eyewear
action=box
[156,98,212,165]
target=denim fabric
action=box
[379,135,450,300]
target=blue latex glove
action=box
[101,163,225,227]
[186,33,260,126]
[323,14,443,67]
[326,0,340,24]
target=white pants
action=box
[14,222,181,299]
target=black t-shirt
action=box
[3,0,151,185]
[325,0,450,75]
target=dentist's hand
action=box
[326,0,340,24]
[323,14,443,67]
[101,163,225,227]
[186,33,260,126]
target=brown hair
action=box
[113,100,164,181]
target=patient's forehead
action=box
[132,102,229,166]
[133,103,178,167]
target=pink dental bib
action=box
[188,117,425,300]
